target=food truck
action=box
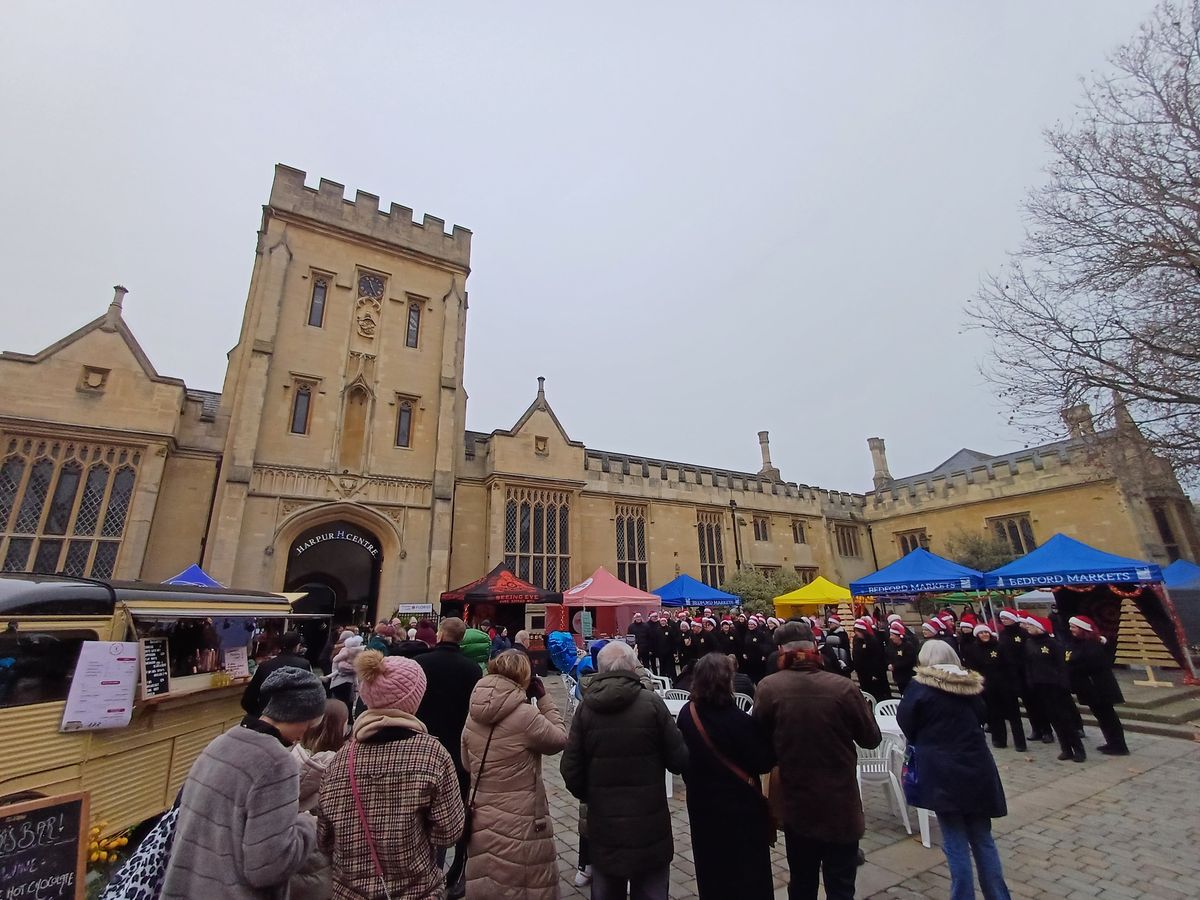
[0,573,330,835]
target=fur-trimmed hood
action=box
[914,663,983,696]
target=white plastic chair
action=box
[918,808,938,848]
[860,690,876,712]
[856,734,911,834]
[663,689,691,703]
[874,698,901,719]
[650,675,672,694]
[733,693,754,713]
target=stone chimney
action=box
[757,431,781,481]
[868,437,892,491]
[101,285,128,332]
[1062,403,1095,439]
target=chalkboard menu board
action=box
[0,792,89,900]
[140,637,171,699]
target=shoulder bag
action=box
[688,704,777,845]
[444,724,497,891]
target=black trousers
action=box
[1088,699,1128,751]
[1023,689,1051,738]
[657,652,677,681]
[783,829,858,900]
[985,689,1026,750]
[1045,687,1084,755]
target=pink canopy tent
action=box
[563,567,661,636]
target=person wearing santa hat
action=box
[646,612,667,678]
[884,621,916,693]
[716,618,738,656]
[741,615,770,681]
[681,620,703,667]
[1021,615,1085,762]
[997,609,1047,743]
[852,618,892,702]
[656,611,680,682]
[630,612,653,673]
[1066,615,1128,755]
[957,613,979,655]
[963,623,1026,751]
[698,617,719,658]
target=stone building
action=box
[1,165,1196,629]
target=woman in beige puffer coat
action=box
[461,649,568,899]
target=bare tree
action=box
[969,0,1200,480]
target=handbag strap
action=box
[347,739,393,900]
[689,703,757,788]
[468,725,497,811]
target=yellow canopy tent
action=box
[773,576,852,619]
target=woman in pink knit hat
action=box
[317,650,466,899]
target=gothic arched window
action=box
[308,276,329,327]
[406,302,421,349]
[395,400,414,448]
[291,385,312,435]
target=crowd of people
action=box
[117,600,1130,900]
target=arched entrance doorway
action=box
[285,521,383,627]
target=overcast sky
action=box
[0,1,1161,491]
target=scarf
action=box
[352,708,428,741]
[778,646,823,672]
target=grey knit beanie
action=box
[260,666,326,723]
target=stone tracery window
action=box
[0,437,140,578]
[504,486,571,591]
[307,276,329,327]
[615,503,648,591]
[406,302,421,349]
[697,510,725,587]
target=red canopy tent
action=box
[440,564,562,634]
[562,567,661,637]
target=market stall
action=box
[1164,560,1200,649]
[652,573,739,608]
[773,575,851,620]
[984,533,1195,680]
[850,548,985,597]
[439,563,563,640]
[563,567,661,638]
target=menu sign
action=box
[0,792,89,900]
[223,647,250,679]
[139,638,171,699]
[60,642,139,732]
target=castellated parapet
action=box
[268,164,472,268]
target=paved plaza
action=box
[541,678,1200,899]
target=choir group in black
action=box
[627,603,1128,760]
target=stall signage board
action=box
[224,647,250,679]
[397,603,433,614]
[60,642,138,732]
[0,791,89,899]
[139,638,172,700]
[580,611,593,639]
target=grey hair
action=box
[597,640,639,673]
[918,640,961,667]
[514,629,529,645]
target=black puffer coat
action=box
[560,670,689,878]
[897,665,1007,818]
[1066,638,1124,707]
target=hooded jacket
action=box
[560,670,688,878]
[896,665,1007,818]
[461,674,568,899]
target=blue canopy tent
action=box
[162,564,223,588]
[984,533,1162,590]
[652,573,739,607]
[984,533,1194,678]
[849,548,984,597]
[1163,559,1200,590]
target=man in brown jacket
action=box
[753,621,881,900]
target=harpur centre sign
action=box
[294,528,380,559]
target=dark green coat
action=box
[560,670,688,877]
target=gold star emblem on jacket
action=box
[1041,645,1050,655]
[989,650,998,659]
[1064,650,1072,661]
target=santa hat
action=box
[853,618,870,632]
[703,617,716,627]
[1025,615,1049,633]
[889,621,907,637]
[827,614,841,626]
[998,608,1019,623]
[921,618,943,635]
[648,612,660,620]
[1068,615,1096,633]
[959,613,977,631]
[633,612,643,619]
[938,611,956,624]
[721,615,732,622]
[973,622,993,637]
[887,614,902,624]
[767,617,780,627]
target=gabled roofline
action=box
[491,377,584,448]
[1,313,186,388]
